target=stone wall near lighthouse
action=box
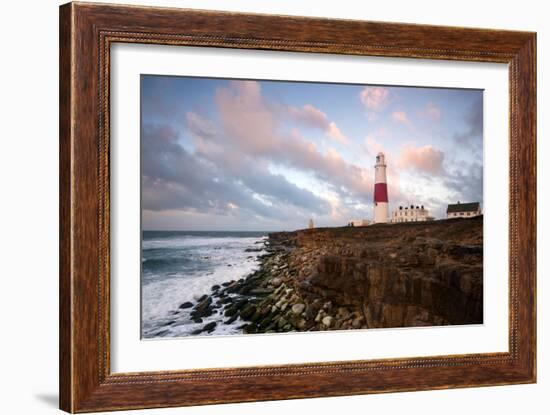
[374,152,389,223]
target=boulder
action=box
[291,303,306,315]
[322,316,334,328]
[270,277,283,287]
[224,314,239,325]
[203,322,217,333]
[192,296,213,318]
[239,304,257,320]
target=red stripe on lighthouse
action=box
[374,183,388,203]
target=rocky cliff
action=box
[270,216,483,329]
[179,216,483,335]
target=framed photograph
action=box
[59,2,536,412]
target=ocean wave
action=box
[142,236,265,250]
[141,233,267,338]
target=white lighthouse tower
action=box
[373,152,389,223]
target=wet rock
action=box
[250,310,263,323]
[194,296,212,311]
[238,285,252,295]
[239,304,257,320]
[234,298,249,310]
[179,301,193,309]
[224,281,240,293]
[258,316,273,329]
[224,306,238,317]
[249,288,274,296]
[197,308,213,318]
[191,297,213,318]
[203,322,217,333]
[224,314,239,324]
[243,324,257,334]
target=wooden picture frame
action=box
[59,2,536,412]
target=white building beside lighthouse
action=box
[373,152,389,223]
[391,205,434,222]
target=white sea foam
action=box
[141,233,267,338]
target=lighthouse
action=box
[373,152,389,223]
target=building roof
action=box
[447,202,480,213]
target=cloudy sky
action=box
[141,75,483,231]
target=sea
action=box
[141,230,268,339]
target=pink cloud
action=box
[359,87,389,111]
[191,81,427,220]
[397,144,444,174]
[424,102,441,120]
[326,122,348,144]
[215,80,277,155]
[364,135,386,157]
[287,104,327,128]
[392,111,410,125]
[287,104,349,144]
[189,81,372,200]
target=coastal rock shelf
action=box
[174,216,483,335]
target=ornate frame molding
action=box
[60,2,536,412]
